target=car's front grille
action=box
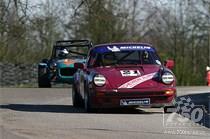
[59,68,77,76]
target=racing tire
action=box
[84,91,96,113]
[72,85,82,107]
[38,68,51,88]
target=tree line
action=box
[0,0,210,85]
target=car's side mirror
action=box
[164,60,174,70]
[74,63,84,69]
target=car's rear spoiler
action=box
[54,40,93,48]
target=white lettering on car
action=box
[118,72,157,89]
[120,46,151,50]
[107,46,121,52]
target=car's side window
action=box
[150,52,162,65]
[141,51,153,64]
[140,51,161,65]
[87,52,97,68]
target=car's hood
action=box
[56,59,86,68]
[95,65,161,89]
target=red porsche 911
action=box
[72,43,176,112]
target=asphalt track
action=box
[0,87,210,139]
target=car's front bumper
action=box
[52,76,74,84]
[51,66,77,84]
[89,87,176,108]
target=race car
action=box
[38,40,92,88]
[72,43,176,112]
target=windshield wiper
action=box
[115,51,134,64]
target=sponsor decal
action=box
[120,70,141,77]
[107,46,120,52]
[107,45,152,52]
[163,96,207,136]
[120,45,151,50]
[118,72,157,88]
[120,98,150,106]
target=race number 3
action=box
[120,70,141,77]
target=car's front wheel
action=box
[72,85,82,107]
[38,67,51,88]
[84,91,96,113]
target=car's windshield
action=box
[89,50,161,67]
[54,47,88,59]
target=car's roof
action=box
[89,42,156,54]
[94,42,153,47]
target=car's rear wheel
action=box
[72,85,82,107]
[38,68,51,88]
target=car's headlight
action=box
[93,74,106,86]
[162,72,174,84]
